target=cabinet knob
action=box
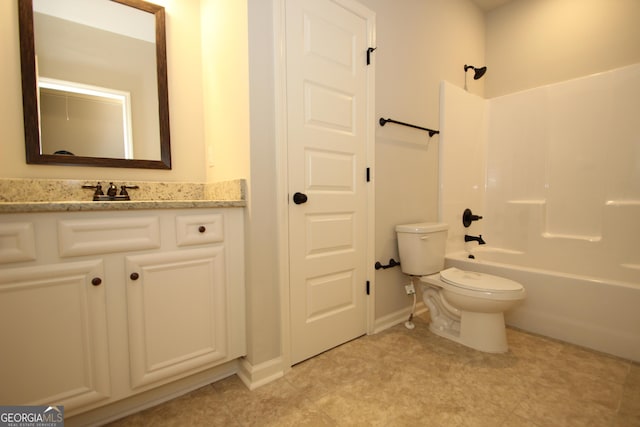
[130,272,139,281]
[91,277,102,286]
[198,225,206,233]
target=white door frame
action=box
[273,0,376,370]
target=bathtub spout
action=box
[465,234,486,245]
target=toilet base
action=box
[428,311,508,353]
[423,286,509,353]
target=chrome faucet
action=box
[464,234,486,245]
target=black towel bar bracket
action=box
[366,47,377,65]
[375,258,401,270]
[379,117,440,137]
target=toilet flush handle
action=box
[420,236,429,240]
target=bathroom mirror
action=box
[18,0,171,169]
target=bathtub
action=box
[445,247,640,362]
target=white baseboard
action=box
[237,356,285,390]
[373,301,427,334]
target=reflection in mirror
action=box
[18,0,171,169]
[39,78,134,159]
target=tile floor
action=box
[109,315,640,426]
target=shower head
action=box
[473,66,487,79]
[464,64,487,80]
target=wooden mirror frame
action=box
[18,0,172,169]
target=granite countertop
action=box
[0,199,246,213]
[0,178,246,213]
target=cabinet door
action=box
[0,260,111,411]
[125,247,227,389]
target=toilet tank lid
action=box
[396,222,449,233]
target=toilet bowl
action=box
[395,222,526,353]
[420,267,525,353]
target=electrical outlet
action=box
[405,283,415,295]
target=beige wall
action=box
[201,0,251,183]
[485,0,640,97]
[1,0,249,183]
[359,0,485,321]
[245,0,281,366]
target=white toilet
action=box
[396,222,525,353]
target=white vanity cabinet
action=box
[0,259,111,410]
[125,246,228,389]
[0,207,245,417]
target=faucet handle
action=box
[82,182,104,196]
[462,208,483,227]
[119,185,139,196]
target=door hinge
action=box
[366,280,370,295]
[366,47,376,65]
[366,167,370,182]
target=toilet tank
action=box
[395,222,449,276]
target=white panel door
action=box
[286,0,372,364]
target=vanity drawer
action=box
[175,214,224,246]
[0,222,36,264]
[58,217,160,257]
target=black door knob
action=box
[293,192,308,204]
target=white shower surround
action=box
[439,64,640,361]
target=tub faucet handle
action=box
[463,208,483,227]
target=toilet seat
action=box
[440,268,523,293]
